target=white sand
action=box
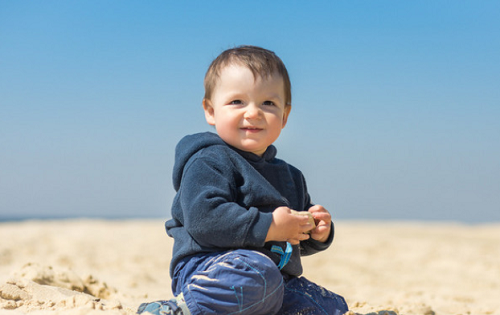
[1,219,499,315]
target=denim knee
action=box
[279,276,348,315]
[177,250,284,315]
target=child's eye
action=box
[229,100,243,105]
[263,101,275,106]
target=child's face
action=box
[203,64,291,156]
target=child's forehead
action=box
[212,65,285,100]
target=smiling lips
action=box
[241,126,263,133]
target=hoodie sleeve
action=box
[296,172,335,256]
[299,222,334,256]
[177,150,273,249]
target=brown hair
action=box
[204,45,292,105]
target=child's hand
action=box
[308,205,332,243]
[265,207,313,245]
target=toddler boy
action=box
[138,46,348,315]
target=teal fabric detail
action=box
[271,242,293,270]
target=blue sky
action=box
[1,1,499,222]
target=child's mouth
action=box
[241,127,263,133]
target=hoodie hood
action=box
[172,132,278,191]
[172,132,225,191]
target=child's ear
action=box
[203,99,216,126]
[281,104,292,128]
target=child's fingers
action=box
[288,232,310,245]
[311,211,331,222]
[308,204,327,213]
[310,212,331,228]
[300,222,314,233]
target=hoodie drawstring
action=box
[270,242,292,270]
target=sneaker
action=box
[137,293,190,315]
[137,300,181,315]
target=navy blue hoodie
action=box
[165,132,333,276]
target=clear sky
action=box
[1,1,499,222]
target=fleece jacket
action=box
[165,132,334,277]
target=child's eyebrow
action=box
[225,92,246,99]
[264,93,284,102]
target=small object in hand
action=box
[290,210,316,233]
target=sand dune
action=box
[1,219,499,315]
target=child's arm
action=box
[265,206,314,245]
[177,155,274,249]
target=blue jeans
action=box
[172,249,348,315]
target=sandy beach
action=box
[1,219,499,315]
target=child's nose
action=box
[244,103,261,119]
